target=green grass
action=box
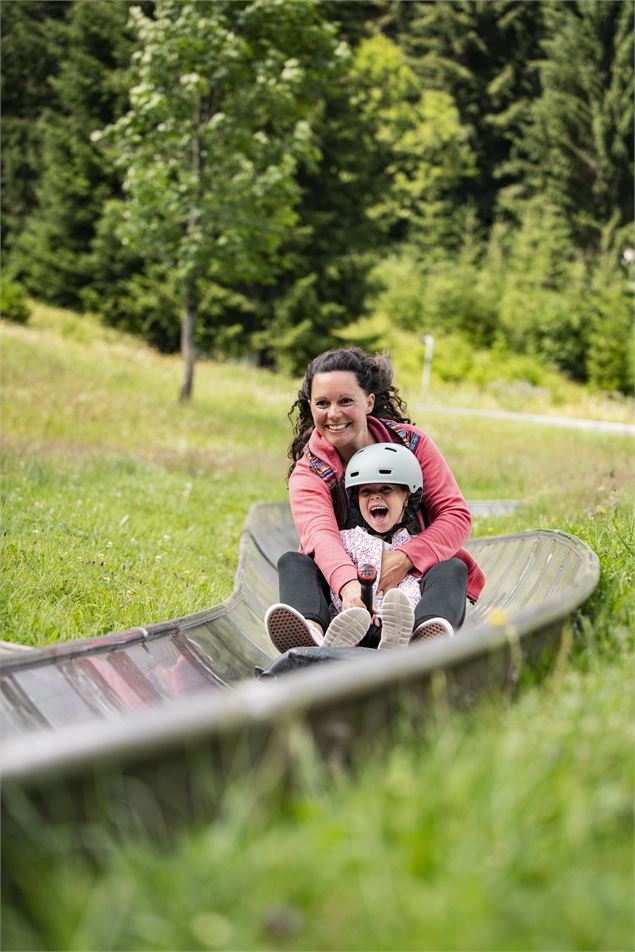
[6,665,634,952]
[1,453,284,644]
[1,303,634,951]
[3,303,632,645]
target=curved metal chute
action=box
[1,503,599,799]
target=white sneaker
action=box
[411,617,454,642]
[265,604,323,654]
[379,589,414,650]
[323,607,371,648]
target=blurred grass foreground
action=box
[1,303,634,951]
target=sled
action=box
[1,502,599,739]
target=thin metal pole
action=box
[421,334,434,398]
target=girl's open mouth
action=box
[370,505,389,519]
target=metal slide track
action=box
[1,503,599,822]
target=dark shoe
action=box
[265,604,323,654]
[411,616,454,642]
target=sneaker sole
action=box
[266,606,318,654]
[380,589,414,649]
[411,620,453,641]
[323,608,371,648]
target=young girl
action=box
[267,441,462,653]
[265,347,485,654]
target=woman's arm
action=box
[288,464,359,598]
[389,429,471,581]
[377,548,414,593]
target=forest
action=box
[2,0,633,398]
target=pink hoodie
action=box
[288,416,486,602]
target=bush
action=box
[497,284,588,381]
[0,280,30,324]
[585,259,634,395]
[371,249,500,349]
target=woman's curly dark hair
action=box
[287,347,411,477]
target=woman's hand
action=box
[378,549,413,594]
[339,579,370,613]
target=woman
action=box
[265,346,485,653]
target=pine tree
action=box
[0,1,71,257]
[494,200,590,379]
[399,0,545,229]
[247,54,388,373]
[514,0,634,251]
[8,1,134,307]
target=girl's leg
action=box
[413,558,467,631]
[277,551,332,633]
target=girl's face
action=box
[358,483,409,535]
[310,371,375,461]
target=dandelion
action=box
[156,555,162,561]
[489,608,510,625]
[106,541,113,548]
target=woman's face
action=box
[310,371,375,461]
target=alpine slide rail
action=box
[1,501,600,832]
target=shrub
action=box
[0,280,30,324]
[585,259,634,395]
[371,250,500,349]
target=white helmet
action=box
[345,443,422,493]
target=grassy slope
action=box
[2,305,634,951]
[2,305,632,645]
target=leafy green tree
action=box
[8,1,134,307]
[513,0,634,251]
[86,1,386,372]
[353,34,476,255]
[95,0,343,399]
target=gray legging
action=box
[277,551,467,649]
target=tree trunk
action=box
[179,128,204,402]
[179,280,197,401]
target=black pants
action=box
[277,551,467,649]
